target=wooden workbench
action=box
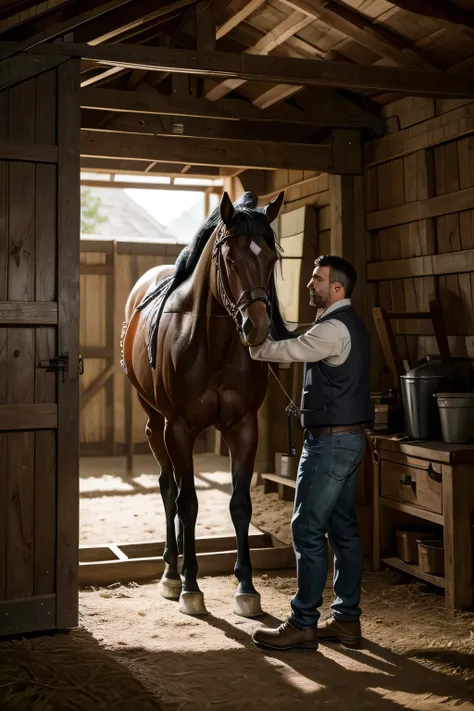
[372,437,474,610]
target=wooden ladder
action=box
[372,299,451,391]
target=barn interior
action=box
[1,0,474,709]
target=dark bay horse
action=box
[121,190,285,617]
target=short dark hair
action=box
[314,255,357,297]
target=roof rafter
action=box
[205,9,315,101]
[29,42,474,97]
[216,0,266,40]
[277,0,437,70]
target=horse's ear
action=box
[220,192,235,228]
[264,191,284,224]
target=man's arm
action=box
[250,319,344,363]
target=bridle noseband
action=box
[212,224,271,336]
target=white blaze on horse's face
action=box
[249,240,262,257]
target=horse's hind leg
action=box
[139,397,181,601]
[222,411,263,618]
[165,419,207,616]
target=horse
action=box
[121,190,285,618]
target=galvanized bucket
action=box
[434,392,474,444]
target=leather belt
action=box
[305,424,365,436]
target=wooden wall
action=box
[365,98,474,389]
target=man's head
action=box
[307,255,357,309]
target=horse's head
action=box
[212,190,284,347]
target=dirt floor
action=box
[1,453,474,710]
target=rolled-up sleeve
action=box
[250,320,343,363]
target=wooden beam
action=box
[365,101,474,166]
[80,129,336,171]
[81,111,329,143]
[196,0,215,52]
[0,53,67,92]
[367,185,474,230]
[367,249,474,282]
[0,1,135,61]
[0,404,57,430]
[81,0,198,45]
[205,10,314,101]
[216,0,265,40]
[80,157,220,178]
[81,87,385,132]
[278,0,435,71]
[80,179,219,192]
[30,42,474,97]
[0,301,57,325]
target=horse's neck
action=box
[174,232,228,321]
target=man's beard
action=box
[309,287,322,308]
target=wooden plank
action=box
[31,43,474,98]
[217,0,265,39]
[80,178,215,192]
[366,186,474,230]
[368,249,474,281]
[377,438,474,464]
[365,102,474,166]
[6,432,35,599]
[81,87,384,132]
[442,465,473,610]
[56,59,81,630]
[261,472,296,489]
[0,301,57,324]
[80,129,336,172]
[0,141,57,162]
[79,544,295,586]
[0,594,56,636]
[0,434,5,600]
[80,239,114,254]
[34,431,56,595]
[80,264,114,275]
[0,404,57,430]
[382,557,445,589]
[379,496,444,525]
[0,1,136,60]
[196,0,216,52]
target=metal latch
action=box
[39,352,69,381]
[39,352,84,381]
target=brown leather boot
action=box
[252,618,318,651]
[318,616,362,649]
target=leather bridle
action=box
[212,224,271,336]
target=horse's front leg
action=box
[222,411,263,618]
[165,419,207,616]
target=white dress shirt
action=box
[249,298,352,366]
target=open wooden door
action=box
[0,57,81,635]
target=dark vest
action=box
[301,305,372,428]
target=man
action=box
[249,255,371,652]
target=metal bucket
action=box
[435,393,474,444]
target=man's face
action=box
[307,265,331,309]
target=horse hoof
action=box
[234,593,263,618]
[159,576,182,601]
[179,591,208,616]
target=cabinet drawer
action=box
[380,458,443,515]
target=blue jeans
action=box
[290,430,366,629]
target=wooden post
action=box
[442,464,474,610]
[105,243,115,454]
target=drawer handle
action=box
[400,474,416,489]
[427,463,442,483]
